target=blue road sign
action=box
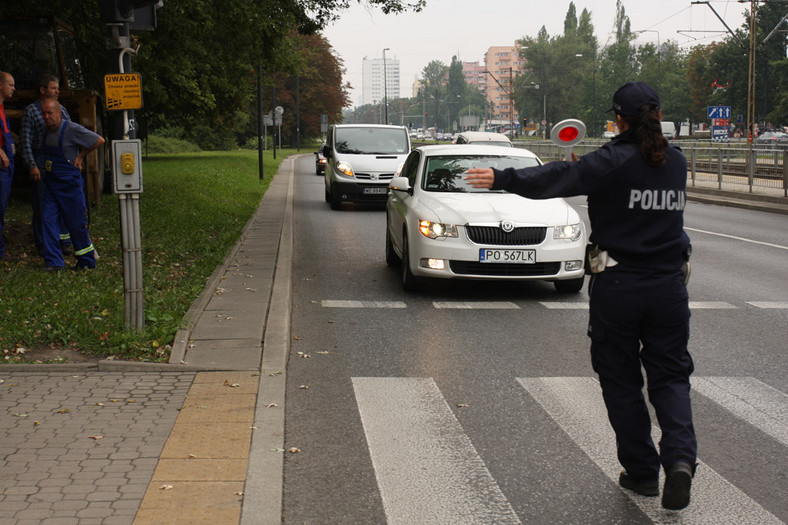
[707,106,732,119]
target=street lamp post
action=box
[382,48,390,125]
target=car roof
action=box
[332,124,406,130]
[414,144,538,158]
[457,131,512,142]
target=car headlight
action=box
[553,223,583,241]
[336,161,354,177]
[419,220,458,239]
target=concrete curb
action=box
[241,157,295,525]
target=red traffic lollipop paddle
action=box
[550,119,586,160]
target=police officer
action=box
[0,72,16,261]
[39,97,103,270]
[466,82,696,511]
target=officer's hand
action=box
[0,151,8,169]
[29,166,41,182]
[465,168,495,189]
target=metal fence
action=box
[518,140,788,198]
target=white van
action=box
[322,124,411,209]
[661,121,677,140]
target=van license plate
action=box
[363,187,388,194]
[479,249,536,263]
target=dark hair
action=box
[39,75,60,90]
[619,105,668,166]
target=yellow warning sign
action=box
[104,73,143,111]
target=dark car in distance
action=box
[315,143,328,175]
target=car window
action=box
[335,127,409,154]
[400,151,421,186]
[422,155,541,193]
[469,140,512,147]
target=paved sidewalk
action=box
[1,157,296,525]
[1,155,785,524]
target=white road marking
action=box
[540,301,589,309]
[321,300,406,308]
[690,301,737,309]
[352,377,521,525]
[685,227,788,251]
[433,301,520,309]
[693,377,788,448]
[517,377,784,525]
[747,301,788,309]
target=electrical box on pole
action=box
[100,0,162,330]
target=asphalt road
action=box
[282,155,788,524]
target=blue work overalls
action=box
[0,104,14,258]
[40,121,95,268]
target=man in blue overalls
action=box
[0,72,16,261]
[39,98,104,270]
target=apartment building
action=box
[361,55,400,107]
[483,45,527,129]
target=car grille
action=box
[465,226,547,246]
[449,261,561,276]
[355,173,395,180]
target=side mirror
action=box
[321,144,331,158]
[389,176,412,195]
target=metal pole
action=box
[272,86,277,160]
[383,48,390,125]
[257,64,264,179]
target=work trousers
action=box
[41,175,95,269]
[588,266,696,481]
[0,158,13,257]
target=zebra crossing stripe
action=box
[517,377,783,525]
[321,300,407,308]
[693,377,788,448]
[352,377,521,525]
[433,301,519,309]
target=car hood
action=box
[418,192,578,226]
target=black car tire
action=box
[329,187,342,210]
[401,234,422,291]
[554,276,584,293]
[385,218,399,266]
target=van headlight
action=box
[419,220,458,239]
[336,161,354,177]
[553,223,582,241]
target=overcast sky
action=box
[322,0,748,106]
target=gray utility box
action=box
[112,139,143,194]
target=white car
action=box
[454,131,512,147]
[386,145,586,292]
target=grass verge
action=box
[1,149,297,364]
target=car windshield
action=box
[422,155,541,193]
[335,128,409,154]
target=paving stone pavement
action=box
[0,372,195,524]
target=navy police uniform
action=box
[40,120,96,269]
[491,128,696,484]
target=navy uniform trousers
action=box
[588,266,696,482]
[0,109,14,258]
[40,124,96,269]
